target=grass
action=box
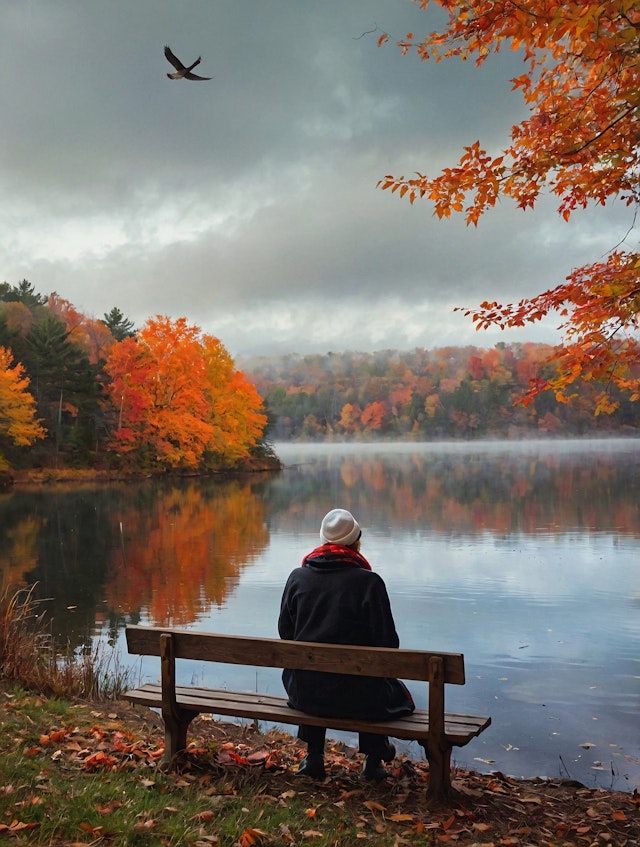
[0,688,391,846]
[2,691,212,845]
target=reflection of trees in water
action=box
[0,477,272,645]
[0,500,44,589]
[269,450,640,537]
[104,479,270,626]
[1,484,120,645]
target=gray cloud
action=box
[1,1,632,358]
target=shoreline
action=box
[2,454,283,490]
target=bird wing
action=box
[164,45,186,72]
[184,71,212,81]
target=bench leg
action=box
[425,656,456,801]
[421,742,453,801]
[160,631,199,764]
[163,707,198,763]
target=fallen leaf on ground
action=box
[190,810,215,822]
[363,800,386,812]
[0,821,39,834]
[238,827,268,846]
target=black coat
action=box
[278,551,414,721]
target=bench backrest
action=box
[125,625,465,684]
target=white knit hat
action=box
[320,508,361,546]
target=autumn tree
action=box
[104,317,214,469]
[201,334,267,466]
[361,399,388,432]
[379,0,640,413]
[0,284,45,367]
[339,401,363,434]
[48,293,115,364]
[104,316,267,470]
[0,301,33,339]
[0,346,45,469]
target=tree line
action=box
[0,281,269,474]
[242,345,640,441]
[2,281,638,471]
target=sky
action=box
[1,0,632,360]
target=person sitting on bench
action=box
[278,508,415,781]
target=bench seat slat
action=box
[123,683,491,747]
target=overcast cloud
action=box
[1,0,632,358]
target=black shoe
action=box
[297,753,326,780]
[361,756,388,781]
[381,742,396,762]
[361,744,396,782]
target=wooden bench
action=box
[123,625,491,799]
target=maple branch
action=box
[562,105,638,158]
[505,0,544,22]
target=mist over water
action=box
[1,438,638,791]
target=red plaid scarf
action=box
[302,543,372,571]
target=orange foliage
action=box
[339,402,362,433]
[202,336,267,464]
[0,302,33,336]
[389,384,413,414]
[379,0,640,411]
[0,347,46,460]
[104,317,215,468]
[424,393,440,417]
[103,317,266,470]
[361,400,387,431]
[48,293,115,364]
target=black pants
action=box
[298,724,391,757]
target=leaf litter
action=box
[1,690,638,845]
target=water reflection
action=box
[1,439,638,790]
[0,477,271,642]
[271,440,640,537]
[105,481,269,625]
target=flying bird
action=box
[164,45,212,80]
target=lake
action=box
[1,438,638,791]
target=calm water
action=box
[1,439,638,791]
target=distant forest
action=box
[243,345,640,441]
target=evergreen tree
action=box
[25,315,99,458]
[103,307,136,341]
[0,279,48,308]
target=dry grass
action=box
[0,582,133,700]
[0,584,46,682]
